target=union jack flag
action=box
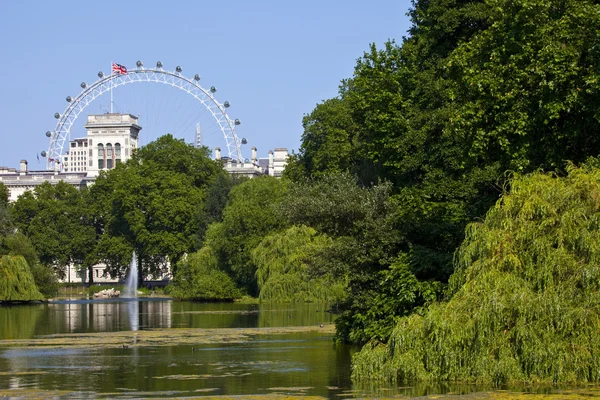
[112,62,127,74]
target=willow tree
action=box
[353,163,600,384]
[0,255,43,302]
[253,225,345,303]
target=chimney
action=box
[215,147,221,161]
[19,160,27,175]
[251,146,257,163]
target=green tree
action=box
[0,255,43,302]
[205,176,288,295]
[11,181,95,277]
[193,172,245,248]
[90,135,222,284]
[287,0,600,345]
[284,98,359,181]
[0,232,58,298]
[353,163,600,384]
[253,225,345,303]
[0,182,8,207]
[169,246,240,301]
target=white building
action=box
[83,113,140,177]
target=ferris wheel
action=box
[42,61,244,170]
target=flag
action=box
[112,62,127,75]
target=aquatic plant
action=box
[353,164,600,384]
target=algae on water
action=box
[353,164,600,384]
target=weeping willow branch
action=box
[353,163,600,384]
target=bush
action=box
[170,247,240,301]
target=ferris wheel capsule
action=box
[45,131,52,137]
[98,71,104,78]
[136,60,143,68]
[40,151,47,157]
[156,61,163,68]
[81,82,87,89]
[241,138,247,144]
[66,96,72,103]
[176,66,182,73]
[54,113,60,119]
[194,74,200,81]
[234,119,241,125]
[210,86,217,93]
[224,101,230,108]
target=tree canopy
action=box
[353,163,600,384]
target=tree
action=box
[205,176,288,295]
[0,255,43,302]
[90,135,222,285]
[284,98,359,181]
[287,0,600,345]
[0,182,8,207]
[253,225,344,303]
[11,181,95,277]
[169,246,240,301]
[353,163,600,384]
[193,172,245,248]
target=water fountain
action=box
[123,252,138,299]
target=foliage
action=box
[169,246,240,301]
[10,181,95,276]
[279,173,428,343]
[286,0,600,346]
[0,255,43,301]
[0,182,8,207]
[89,135,223,283]
[30,263,59,298]
[205,176,288,295]
[353,164,600,384]
[252,225,345,303]
[193,172,245,248]
[284,98,359,181]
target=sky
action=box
[0,1,412,169]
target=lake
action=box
[0,298,361,398]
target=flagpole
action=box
[110,61,113,113]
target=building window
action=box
[115,143,121,157]
[89,139,93,146]
[89,160,92,166]
[98,159,104,169]
[71,142,76,148]
[106,143,113,158]
[98,143,104,157]
[107,159,113,169]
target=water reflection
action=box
[0,301,349,398]
[126,300,139,331]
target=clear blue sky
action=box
[0,1,412,169]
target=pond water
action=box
[2,299,597,399]
[0,299,360,398]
